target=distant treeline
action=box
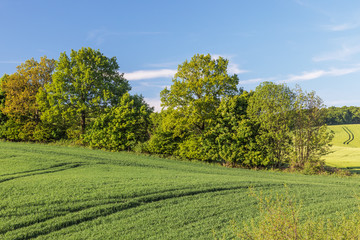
[326,106,360,125]
[0,48,333,172]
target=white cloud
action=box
[327,99,360,106]
[280,66,360,83]
[144,98,162,112]
[313,45,360,62]
[124,69,177,81]
[282,70,327,83]
[146,62,179,68]
[211,54,248,74]
[228,63,248,75]
[125,55,247,81]
[139,81,170,89]
[239,66,360,85]
[239,77,275,85]
[324,23,359,32]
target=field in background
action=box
[325,124,360,173]
[1,141,360,239]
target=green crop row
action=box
[1,141,360,239]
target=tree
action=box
[39,47,130,137]
[291,87,333,170]
[1,57,55,121]
[84,93,153,151]
[0,57,55,141]
[156,54,239,159]
[145,111,184,156]
[204,91,262,167]
[247,82,295,167]
[0,74,8,124]
[160,54,239,136]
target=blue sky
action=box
[1,0,360,111]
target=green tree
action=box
[204,91,261,167]
[0,74,8,124]
[145,111,183,155]
[160,54,239,136]
[84,93,153,151]
[291,87,333,170]
[247,82,295,167]
[39,47,130,137]
[0,74,9,138]
[157,54,239,159]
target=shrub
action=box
[84,93,152,151]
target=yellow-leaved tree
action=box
[0,57,55,140]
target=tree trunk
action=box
[81,111,86,134]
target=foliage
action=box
[204,91,261,166]
[145,111,182,155]
[39,47,130,137]
[160,54,239,135]
[0,74,8,125]
[155,54,239,160]
[326,106,360,125]
[0,51,334,172]
[0,57,55,141]
[84,93,153,151]
[0,57,55,119]
[247,82,295,167]
[291,87,334,169]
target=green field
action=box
[325,124,360,173]
[1,141,360,239]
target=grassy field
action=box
[327,124,360,148]
[325,124,360,173]
[1,141,360,239]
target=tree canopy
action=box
[1,57,55,121]
[0,57,55,141]
[39,47,130,136]
[247,82,295,167]
[160,54,239,135]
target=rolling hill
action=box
[1,141,360,239]
[325,124,360,173]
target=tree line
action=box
[326,106,360,125]
[0,48,333,171]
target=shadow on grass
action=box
[344,166,360,174]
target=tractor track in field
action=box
[1,184,280,240]
[0,163,84,184]
[342,126,354,145]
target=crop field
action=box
[327,124,360,148]
[325,124,360,173]
[1,141,360,239]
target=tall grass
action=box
[221,187,360,240]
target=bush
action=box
[177,136,207,161]
[146,131,180,155]
[84,93,152,151]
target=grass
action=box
[1,141,360,239]
[327,124,360,148]
[325,124,360,173]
